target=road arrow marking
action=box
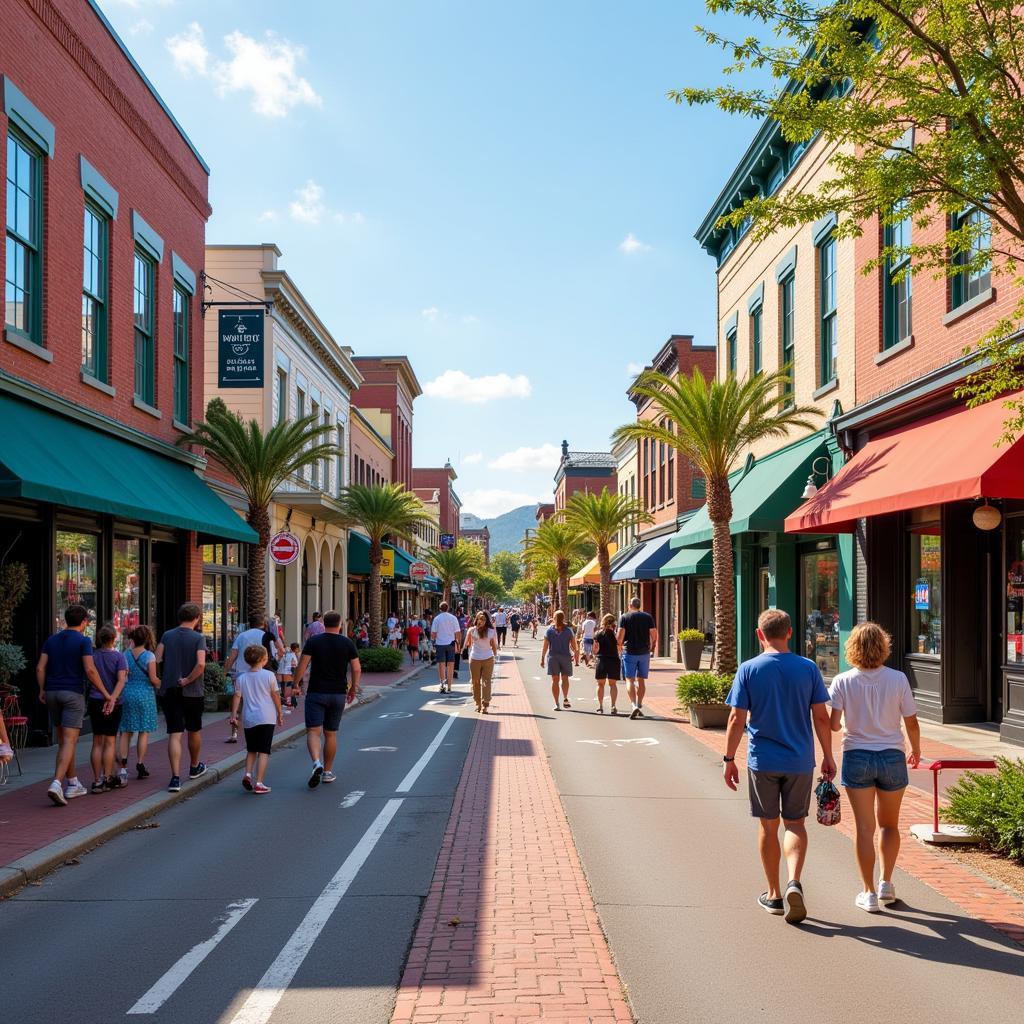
[340,791,365,808]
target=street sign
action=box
[410,561,430,580]
[269,531,300,565]
[440,533,455,550]
[217,309,264,388]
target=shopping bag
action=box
[814,776,842,826]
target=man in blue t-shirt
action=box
[723,608,835,924]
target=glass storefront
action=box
[909,511,942,657]
[202,544,245,663]
[112,537,141,647]
[1005,517,1024,664]
[801,546,839,679]
[55,531,98,634]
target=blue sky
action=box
[100,0,760,518]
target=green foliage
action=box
[678,628,706,642]
[474,570,506,600]
[335,484,432,547]
[676,671,731,707]
[0,642,27,684]
[562,488,653,548]
[0,561,28,644]
[944,757,1024,863]
[203,661,227,694]
[426,542,485,595]
[358,646,404,672]
[490,549,524,591]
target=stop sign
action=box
[269,531,301,565]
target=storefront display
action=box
[202,544,245,663]
[801,547,839,679]
[1005,517,1024,664]
[113,537,141,646]
[909,515,942,657]
[55,531,98,634]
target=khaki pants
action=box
[470,657,494,708]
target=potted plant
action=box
[0,642,26,694]
[676,671,732,729]
[203,661,228,712]
[678,628,706,671]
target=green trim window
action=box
[691,464,706,500]
[780,273,795,400]
[310,399,320,488]
[726,327,737,376]
[5,131,43,341]
[276,367,287,425]
[172,286,189,424]
[884,202,912,349]
[819,233,837,384]
[81,203,108,380]
[951,208,991,308]
[133,250,155,405]
[751,306,763,374]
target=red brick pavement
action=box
[390,653,633,1024]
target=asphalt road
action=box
[514,638,1024,1024]
[0,666,474,1024]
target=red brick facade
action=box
[412,466,460,538]
[351,356,421,489]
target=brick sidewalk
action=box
[391,653,633,1024]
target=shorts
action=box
[841,748,909,791]
[511,625,520,635]
[435,642,457,664]
[583,639,594,655]
[162,689,204,734]
[496,627,508,643]
[305,692,346,731]
[88,697,123,736]
[46,690,85,730]
[747,769,814,820]
[244,723,275,755]
[547,654,573,678]
[595,657,621,681]
[621,653,650,679]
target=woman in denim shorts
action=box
[828,622,921,914]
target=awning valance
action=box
[660,546,712,578]
[786,395,1024,534]
[569,544,617,587]
[347,531,372,574]
[612,534,674,581]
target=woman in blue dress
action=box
[117,624,159,780]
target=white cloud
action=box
[130,19,155,36]
[461,489,548,519]
[626,361,644,376]
[421,307,440,322]
[619,232,652,255]
[462,452,484,465]
[423,370,532,404]
[258,209,277,222]
[420,307,479,325]
[489,443,561,472]
[289,180,326,224]
[166,23,321,118]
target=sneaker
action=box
[188,762,208,781]
[91,779,107,794]
[168,776,181,793]
[118,768,129,788]
[253,782,271,794]
[226,735,238,744]
[242,773,254,791]
[855,891,880,914]
[308,762,324,789]
[878,880,897,905]
[553,704,561,712]
[439,684,447,694]
[610,707,619,716]
[47,780,68,806]
[629,707,641,720]
[758,892,785,915]
[137,763,150,779]
[595,707,604,714]
[322,770,337,784]
[65,781,87,800]
[784,881,806,924]
[635,707,646,719]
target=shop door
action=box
[150,540,181,638]
[800,548,839,681]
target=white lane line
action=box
[340,790,364,808]
[394,712,460,793]
[359,746,397,752]
[229,799,403,1024]
[128,899,257,1014]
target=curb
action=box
[0,681,409,899]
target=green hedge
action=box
[203,661,227,694]
[944,757,1024,863]
[676,671,732,706]
[358,646,405,672]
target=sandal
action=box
[596,707,604,714]
[610,707,619,715]
[563,700,571,708]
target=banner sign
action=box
[410,561,430,580]
[218,309,265,388]
[914,578,930,611]
[380,549,395,578]
[440,533,455,550]
[462,577,475,594]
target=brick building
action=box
[0,0,253,742]
[460,526,490,562]
[553,442,616,512]
[412,464,461,540]
[351,355,420,489]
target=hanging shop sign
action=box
[218,309,265,388]
[380,549,395,578]
[269,531,300,565]
[410,561,430,580]
[440,533,455,550]
[461,577,475,594]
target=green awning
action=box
[390,543,415,580]
[660,546,712,577]
[0,393,256,543]
[348,531,371,574]
[670,431,828,548]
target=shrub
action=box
[676,671,732,706]
[678,628,706,642]
[359,646,404,672]
[944,757,1024,863]
[203,661,227,694]
[0,642,26,684]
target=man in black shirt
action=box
[617,596,658,720]
[294,610,362,789]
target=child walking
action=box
[277,642,299,713]
[89,624,128,792]
[230,645,283,794]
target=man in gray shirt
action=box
[156,603,207,793]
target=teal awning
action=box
[0,393,256,543]
[670,431,828,548]
[660,546,712,578]
[347,532,371,574]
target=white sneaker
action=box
[47,780,68,806]
[855,891,880,913]
[118,768,129,787]
[878,880,896,905]
[65,781,88,800]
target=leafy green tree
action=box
[490,549,524,593]
[425,542,484,604]
[614,370,818,676]
[523,520,592,615]
[180,398,341,622]
[474,570,506,602]
[680,1,1024,434]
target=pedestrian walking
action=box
[509,610,522,647]
[405,619,422,664]
[462,611,498,714]
[224,612,272,743]
[88,624,127,792]
[431,602,462,693]
[722,609,835,924]
[617,596,657,719]
[294,610,361,788]
[304,611,326,642]
[579,610,598,667]
[531,613,538,639]
[493,607,508,648]
[454,606,470,680]
[277,642,299,710]
[593,613,621,714]
[118,625,159,780]
[828,622,921,913]
[541,610,579,711]
[35,603,103,805]
[230,644,284,794]
[156,603,207,793]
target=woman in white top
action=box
[828,622,921,913]
[462,611,498,714]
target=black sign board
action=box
[218,309,265,388]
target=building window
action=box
[5,131,42,341]
[201,544,246,664]
[801,547,839,680]
[951,207,991,308]
[726,327,737,377]
[909,524,941,657]
[819,233,837,384]
[691,470,706,500]
[172,287,189,424]
[884,201,912,349]
[751,307,762,375]
[642,439,649,511]
[322,411,331,491]
[81,204,108,380]
[666,423,674,502]
[133,250,155,405]
[658,438,666,506]
[780,273,795,400]
[310,400,320,488]
[276,367,288,425]
[336,424,345,494]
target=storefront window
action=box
[112,537,141,647]
[202,547,245,662]
[801,548,839,679]
[56,531,98,633]
[1005,517,1024,663]
[910,531,942,656]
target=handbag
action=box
[814,776,842,826]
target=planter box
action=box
[203,693,219,712]
[688,703,730,729]
[681,640,704,671]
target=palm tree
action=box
[180,398,341,622]
[335,483,432,647]
[613,369,819,676]
[523,519,592,614]
[425,542,483,604]
[562,488,652,618]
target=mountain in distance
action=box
[460,505,537,555]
